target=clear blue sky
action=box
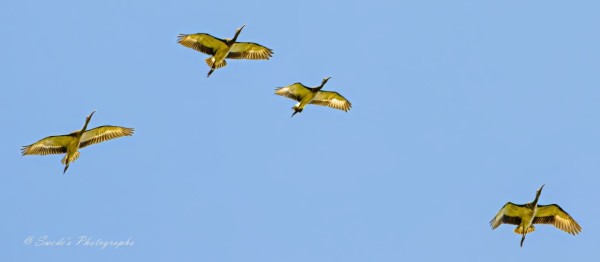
[2,0,599,261]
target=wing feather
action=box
[227,42,273,60]
[79,126,134,149]
[21,135,73,155]
[274,83,311,102]
[177,33,227,55]
[490,202,526,229]
[533,204,582,235]
[310,91,352,112]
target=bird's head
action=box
[318,77,331,89]
[537,184,545,195]
[533,184,545,204]
[87,110,97,120]
[237,24,246,32]
[80,110,97,133]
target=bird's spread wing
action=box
[177,33,227,55]
[490,202,525,229]
[21,135,73,155]
[533,204,582,235]
[227,42,273,60]
[310,91,352,112]
[79,126,134,148]
[274,83,311,102]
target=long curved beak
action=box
[538,184,545,192]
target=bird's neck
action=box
[308,86,323,93]
[231,31,242,43]
[316,81,328,90]
[78,118,92,138]
[531,192,542,207]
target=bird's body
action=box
[490,185,581,247]
[294,89,318,115]
[178,25,273,77]
[63,133,82,169]
[512,203,537,235]
[21,111,134,174]
[274,77,352,117]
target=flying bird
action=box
[21,110,134,174]
[178,25,273,77]
[274,77,351,117]
[490,185,581,247]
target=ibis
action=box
[490,185,581,247]
[178,25,273,77]
[21,110,134,174]
[274,77,351,117]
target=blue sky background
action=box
[2,0,599,261]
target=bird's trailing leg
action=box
[291,107,303,117]
[207,67,215,77]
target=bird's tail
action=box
[61,151,80,165]
[514,225,535,234]
[205,57,227,78]
[291,106,303,117]
[204,57,227,69]
[61,151,80,174]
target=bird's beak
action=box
[239,24,246,31]
[89,110,97,117]
[538,184,545,192]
